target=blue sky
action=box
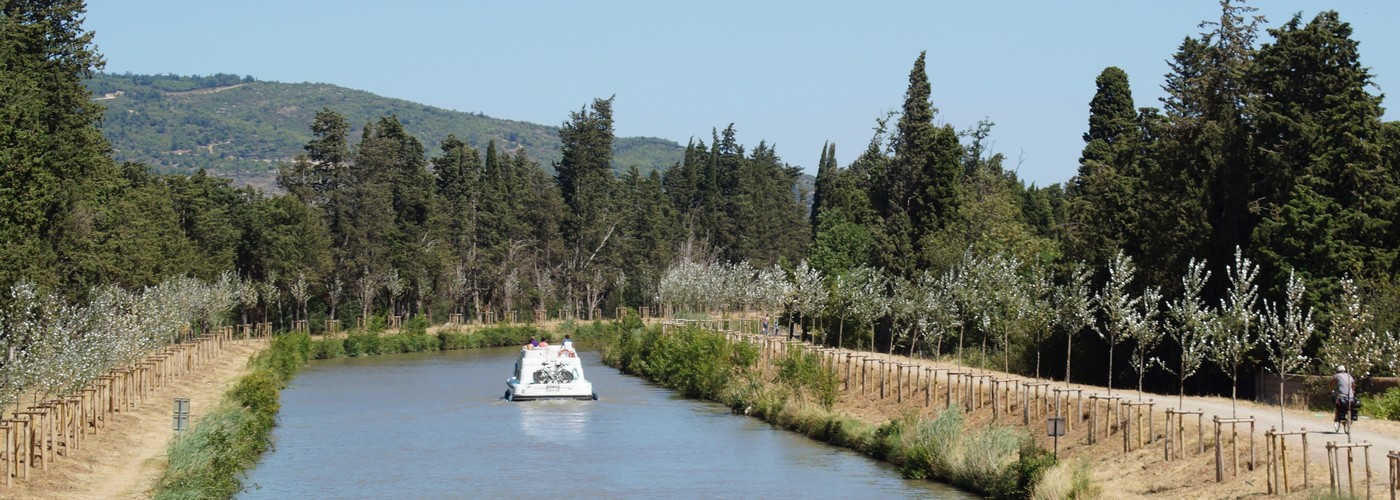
[83,1,1397,186]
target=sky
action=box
[83,1,1399,187]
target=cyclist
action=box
[1331,364,1357,432]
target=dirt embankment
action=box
[779,340,1400,498]
[1,340,267,500]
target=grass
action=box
[153,323,550,498]
[154,332,310,499]
[589,314,1070,499]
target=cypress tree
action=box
[1250,11,1394,308]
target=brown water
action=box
[239,347,971,499]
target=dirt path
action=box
[1,340,267,499]
[738,334,1400,498]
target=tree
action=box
[1319,277,1385,383]
[1095,250,1141,395]
[1068,67,1143,268]
[556,97,619,319]
[0,0,113,298]
[1167,258,1217,408]
[1128,285,1163,401]
[1250,11,1395,311]
[870,51,963,278]
[1056,262,1094,386]
[1261,271,1313,430]
[1214,246,1259,416]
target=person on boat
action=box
[560,335,576,357]
[525,336,539,350]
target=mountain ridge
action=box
[86,73,687,190]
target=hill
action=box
[86,73,685,190]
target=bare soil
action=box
[795,344,1400,499]
[0,340,267,500]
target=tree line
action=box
[3,1,1399,398]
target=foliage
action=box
[1360,387,1400,421]
[154,331,311,499]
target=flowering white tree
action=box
[789,261,826,341]
[327,275,344,322]
[236,276,259,326]
[754,265,790,334]
[1320,276,1385,382]
[1262,271,1313,430]
[1128,285,1163,401]
[831,267,869,348]
[384,268,405,319]
[1095,250,1141,396]
[357,268,379,324]
[1020,266,1056,380]
[1214,246,1259,415]
[1056,261,1094,386]
[263,270,280,327]
[888,275,919,356]
[922,272,960,360]
[848,267,889,352]
[290,272,310,323]
[1167,258,1217,408]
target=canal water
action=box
[239,347,971,499]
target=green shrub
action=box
[343,331,381,356]
[1362,386,1400,420]
[310,337,346,359]
[157,328,312,499]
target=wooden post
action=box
[1387,450,1398,500]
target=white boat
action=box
[505,344,596,401]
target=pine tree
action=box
[1250,11,1394,311]
[555,97,619,319]
[0,0,113,297]
[1068,67,1143,268]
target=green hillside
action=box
[86,73,685,189]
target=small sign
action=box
[173,398,190,432]
[1046,417,1066,437]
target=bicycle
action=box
[1332,393,1358,437]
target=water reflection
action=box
[519,400,589,444]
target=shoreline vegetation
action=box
[578,315,1096,499]
[151,322,551,499]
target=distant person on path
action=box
[761,316,769,336]
[1331,364,1357,429]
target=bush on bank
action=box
[154,332,311,499]
[588,315,1088,499]
[155,324,549,498]
[311,325,548,359]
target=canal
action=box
[240,347,971,498]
